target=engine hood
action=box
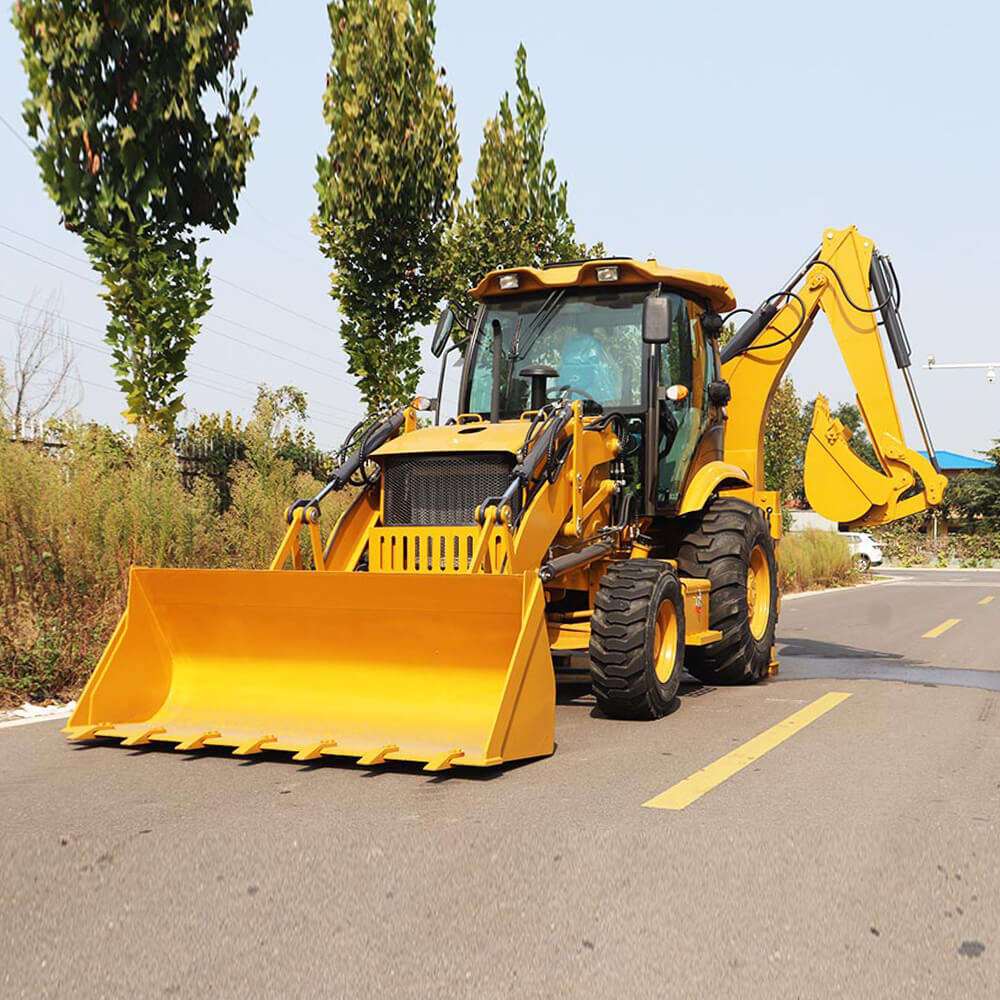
[372,420,529,458]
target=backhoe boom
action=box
[721,225,947,527]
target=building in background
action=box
[917,450,993,480]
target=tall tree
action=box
[442,44,598,320]
[314,0,459,412]
[14,1,258,433]
[763,377,806,497]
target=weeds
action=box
[778,531,859,593]
[0,423,351,707]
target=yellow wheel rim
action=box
[747,545,772,640]
[653,600,678,683]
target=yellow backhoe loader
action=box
[66,225,946,770]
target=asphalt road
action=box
[2,568,999,998]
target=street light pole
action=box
[925,356,998,384]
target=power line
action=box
[0,237,95,283]
[0,223,84,266]
[0,233,365,393]
[0,290,360,423]
[0,312,357,433]
[215,275,338,333]
[0,221,339,340]
[0,112,33,153]
[0,222,353,376]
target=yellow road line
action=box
[642,692,852,811]
[979,596,995,606]
[923,618,960,638]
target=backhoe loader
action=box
[66,225,947,770]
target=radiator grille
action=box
[382,452,516,526]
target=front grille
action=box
[382,452,516,526]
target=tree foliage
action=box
[14,0,259,432]
[314,0,459,411]
[86,228,212,430]
[442,44,599,320]
[763,377,804,497]
[945,441,1000,528]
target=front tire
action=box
[677,498,778,684]
[589,560,685,719]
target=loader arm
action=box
[720,225,947,527]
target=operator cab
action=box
[439,258,735,513]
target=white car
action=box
[840,531,883,571]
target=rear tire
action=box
[856,554,871,572]
[589,560,685,719]
[677,498,778,685]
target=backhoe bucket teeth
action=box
[65,567,555,769]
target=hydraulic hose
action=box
[312,408,406,505]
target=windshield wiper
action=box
[515,288,565,361]
[504,288,566,400]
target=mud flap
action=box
[65,567,554,770]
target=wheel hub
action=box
[653,602,678,683]
[747,545,772,640]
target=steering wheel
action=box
[556,384,597,403]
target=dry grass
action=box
[778,530,860,593]
[0,426,351,707]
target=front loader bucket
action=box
[65,567,554,770]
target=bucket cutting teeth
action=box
[234,735,278,756]
[64,723,114,740]
[175,731,221,752]
[292,739,338,762]
[358,744,399,766]
[121,727,165,747]
[424,749,465,772]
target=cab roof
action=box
[470,258,737,313]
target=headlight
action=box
[595,265,619,283]
[498,274,519,290]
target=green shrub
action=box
[778,531,859,593]
[871,522,1000,568]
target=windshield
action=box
[467,288,648,417]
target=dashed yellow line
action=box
[923,618,960,638]
[979,596,995,606]
[643,692,852,811]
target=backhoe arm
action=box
[720,225,947,527]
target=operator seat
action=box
[558,333,619,403]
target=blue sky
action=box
[1,0,997,454]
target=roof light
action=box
[498,274,519,290]
[595,265,619,283]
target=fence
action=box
[10,427,333,511]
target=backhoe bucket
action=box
[804,395,890,523]
[65,567,554,770]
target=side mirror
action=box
[642,294,672,344]
[431,307,455,358]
